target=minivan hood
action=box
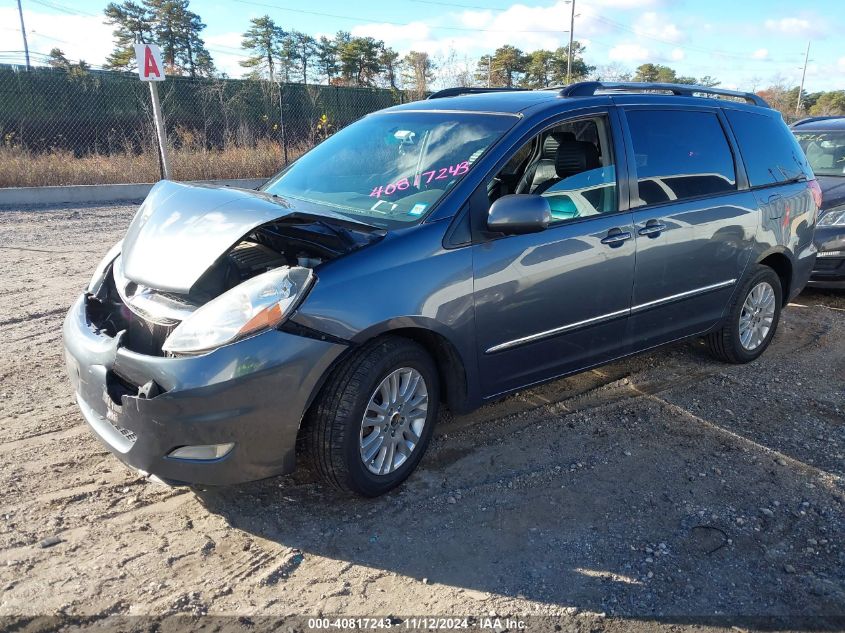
[121,180,369,293]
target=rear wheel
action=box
[305,336,439,496]
[705,265,782,363]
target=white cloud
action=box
[764,16,824,37]
[669,48,684,61]
[633,12,684,43]
[589,0,660,7]
[0,7,113,67]
[751,48,768,60]
[838,57,845,71]
[204,32,249,77]
[607,42,653,63]
[351,21,431,45]
[206,32,243,50]
[352,1,582,58]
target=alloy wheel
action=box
[739,281,776,351]
[359,367,429,475]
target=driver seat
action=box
[532,139,601,195]
[515,132,575,194]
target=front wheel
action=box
[304,336,439,497]
[705,265,782,363]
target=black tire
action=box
[304,336,439,497]
[705,264,782,364]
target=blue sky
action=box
[1,0,843,91]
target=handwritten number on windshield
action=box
[370,161,470,198]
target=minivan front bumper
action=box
[62,294,347,485]
[808,225,845,289]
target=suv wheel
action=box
[304,336,439,496]
[705,265,782,363]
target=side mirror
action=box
[487,194,552,235]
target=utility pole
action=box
[796,41,810,117]
[487,54,491,88]
[566,0,575,85]
[16,0,31,71]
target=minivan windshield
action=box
[794,131,845,177]
[262,111,517,228]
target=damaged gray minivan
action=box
[64,82,819,496]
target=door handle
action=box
[637,221,667,237]
[600,229,633,247]
[766,193,784,218]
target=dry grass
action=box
[0,140,303,188]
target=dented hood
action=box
[121,180,365,293]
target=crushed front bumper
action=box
[62,294,347,485]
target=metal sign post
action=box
[134,44,171,180]
[148,82,171,179]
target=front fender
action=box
[288,222,481,406]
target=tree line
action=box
[104,0,213,77]
[44,0,845,118]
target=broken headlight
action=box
[161,266,314,355]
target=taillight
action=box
[808,179,823,212]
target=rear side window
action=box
[626,110,737,206]
[725,109,813,186]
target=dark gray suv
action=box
[791,116,845,288]
[64,82,820,496]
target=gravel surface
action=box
[0,203,843,631]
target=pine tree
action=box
[240,15,285,81]
[315,36,339,83]
[47,48,71,69]
[105,0,212,77]
[402,51,434,99]
[549,43,594,85]
[490,45,526,88]
[288,31,317,84]
[379,46,400,90]
[180,8,213,77]
[338,36,383,87]
[103,1,153,70]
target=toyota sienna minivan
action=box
[64,82,820,496]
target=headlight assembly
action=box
[817,206,845,227]
[162,266,314,355]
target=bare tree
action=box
[402,51,435,100]
[435,48,476,88]
[590,63,631,82]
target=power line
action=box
[407,0,785,64]
[587,12,769,62]
[27,0,99,17]
[232,0,570,34]
[410,0,510,10]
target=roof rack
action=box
[427,87,530,100]
[558,81,769,108]
[790,115,843,127]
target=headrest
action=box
[541,132,576,159]
[555,140,601,178]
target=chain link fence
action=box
[0,64,416,188]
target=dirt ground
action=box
[0,203,843,632]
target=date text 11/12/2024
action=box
[306,617,527,630]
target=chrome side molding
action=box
[486,279,737,354]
